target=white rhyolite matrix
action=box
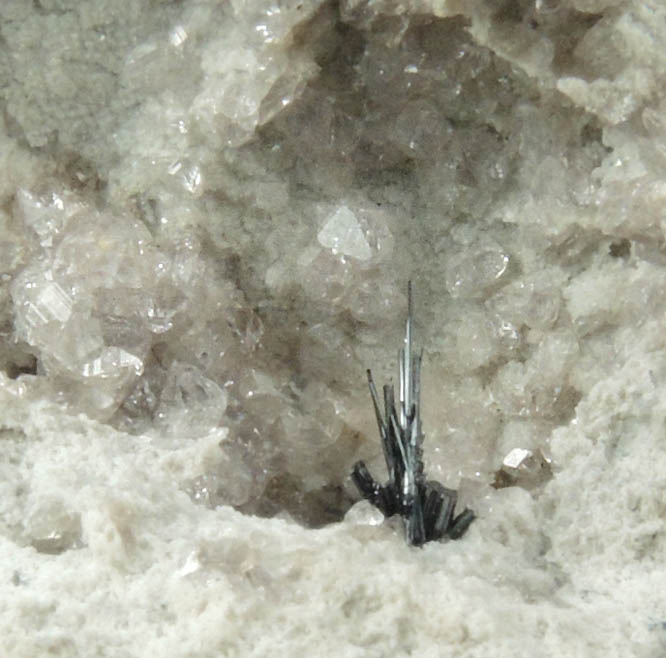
[1,0,665,655]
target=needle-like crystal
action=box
[351,283,475,545]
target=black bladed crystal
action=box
[351,282,475,545]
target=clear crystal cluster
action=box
[1,0,666,532]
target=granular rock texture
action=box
[1,0,666,656]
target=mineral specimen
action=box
[2,1,666,655]
[352,284,474,545]
[493,447,553,492]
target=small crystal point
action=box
[494,447,553,491]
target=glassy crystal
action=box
[154,362,228,439]
[445,244,511,299]
[317,206,372,261]
[493,448,553,491]
[24,501,82,555]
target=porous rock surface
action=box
[1,0,665,656]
